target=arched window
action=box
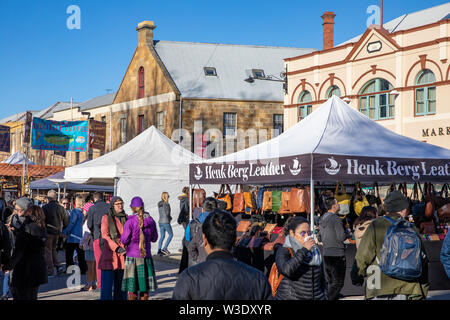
[415,69,436,116]
[298,90,313,121]
[326,85,341,98]
[359,78,394,120]
[138,67,145,99]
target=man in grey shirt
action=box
[318,195,348,300]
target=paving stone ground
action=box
[2,251,449,300]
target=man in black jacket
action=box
[173,209,272,300]
[42,190,68,276]
[87,192,110,289]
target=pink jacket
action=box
[98,214,125,270]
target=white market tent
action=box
[64,125,216,253]
[2,151,36,165]
[190,96,450,230]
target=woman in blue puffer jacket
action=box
[62,195,87,274]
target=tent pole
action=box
[189,184,193,221]
[114,178,118,196]
[310,177,315,233]
[64,183,66,197]
[310,153,315,233]
[57,183,61,202]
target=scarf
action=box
[108,208,127,241]
[284,235,322,266]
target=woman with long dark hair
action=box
[121,196,158,300]
[274,216,328,300]
[9,200,48,300]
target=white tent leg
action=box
[114,178,119,196]
[57,183,61,202]
[310,178,315,232]
[189,185,193,221]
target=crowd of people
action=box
[0,190,174,300]
[173,188,450,300]
[0,186,449,301]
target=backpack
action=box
[268,247,293,297]
[377,216,423,281]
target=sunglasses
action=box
[62,203,69,205]
[299,230,312,237]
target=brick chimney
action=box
[136,21,156,47]
[321,12,336,50]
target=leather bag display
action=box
[236,220,251,233]
[192,186,206,208]
[215,184,233,211]
[262,191,272,212]
[271,190,282,213]
[353,182,369,216]
[232,185,245,213]
[335,182,351,215]
[424,183,436,218]
[243,191,255,214]
[288,187,306,213]
[278,191,291,214]
[411,182,426,218]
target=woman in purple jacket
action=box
[121,197,158,300]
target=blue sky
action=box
[0,0,448,119]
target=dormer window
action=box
[204,67,217,76]
[252,69,265,79]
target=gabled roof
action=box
[79,92,116,111]
[153,41,316,101]
[339,2,450,45]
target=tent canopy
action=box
[2,151,36,165]
[64,126,202,185]
[64,126,217,254]
[30,170,113,192]
[190,96,450,185]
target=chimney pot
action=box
[136,21,156,47]
[321,12,336,50]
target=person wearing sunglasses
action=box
[274,216,327,300]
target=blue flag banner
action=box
[0,125,10,153]
[31,118,89,152]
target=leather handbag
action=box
[236,220,251,233]
[437,204,450,222]
[424,183,436,218]
[262,191,272,212]
[435,184,449,211]
[215,184,233,211]
[268,247,292,297]
[232,184,245,213]
[288,187,306,213]
[411,182,426,218]
[192,186,206,208]
[271,190,282,213]
[420,220,436,234]
[304,186,312,214]
[353,182,369,216]
[278,191,291,214]
[263,233,286,251]
[263,223,277,234]
[335,182,351,215]
[243,191,254,214]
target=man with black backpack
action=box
[354,190,429,300]
[186,197,217,266]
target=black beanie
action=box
[384,190,410,213]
